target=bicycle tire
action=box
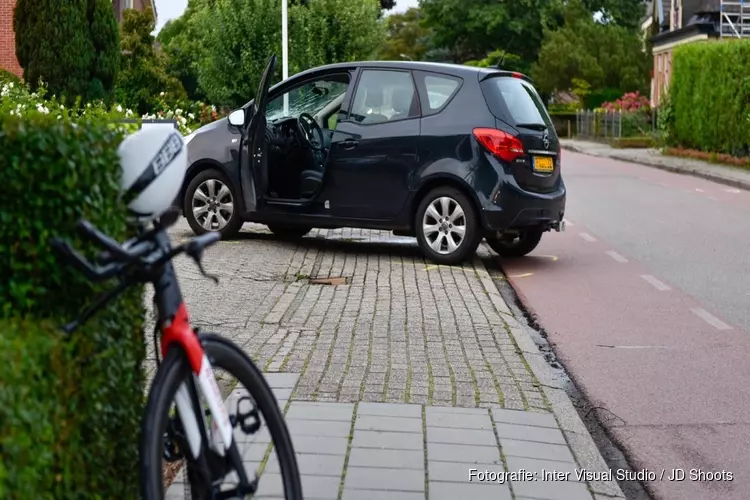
[140,333,302,500]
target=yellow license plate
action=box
[533,156,554,173]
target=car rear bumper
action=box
[480,179,566,232]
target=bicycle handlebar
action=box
[50,216,222,334]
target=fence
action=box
[575,109,657,139]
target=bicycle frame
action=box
[151,229,235,459]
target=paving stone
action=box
[506,456,580,479]
[341,490,424,500]
[427,442,501,465]
[357,402,422,418]
[500,439,576,463]
[513,478,594,500]
[289,435,349,455]
[427,481,512,500]
[492,408,558,428]
[428,461,505,483]
[348,448,424,469]
[286,401,354,421]
[264,453,345,476]
[355,415,423,433]
[256,473,339,499]
[264,373,301,389]
[286,419,352,438]
[351,430,424,451]
[426,411,493,430]
[494,423,567,445]
[346,467,425,492]
[426,427,497,446]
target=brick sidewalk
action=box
[151,221,625,500]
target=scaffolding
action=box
[720,0,750,38]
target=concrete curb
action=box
[476,257,627,500]
[562,143,750,192]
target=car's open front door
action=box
[239,54,277,215]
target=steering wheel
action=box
[297,113,325,151]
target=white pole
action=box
[282,0,289,114]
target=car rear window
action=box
[480,76,553,129]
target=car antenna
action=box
[495,35,515,69]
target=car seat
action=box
[390,89,417,120]
[361,87,389,124]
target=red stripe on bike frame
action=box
[161,302,203,373]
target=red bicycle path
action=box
[499,152,750,500]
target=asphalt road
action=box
[499,151,750,500]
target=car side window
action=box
[348,70,419,125]
[417,72,462,116]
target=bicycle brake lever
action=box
[191,251,219,284]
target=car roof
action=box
[292,60,509,81]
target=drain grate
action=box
[309,276,348,286]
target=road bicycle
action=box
[50,208,302,499]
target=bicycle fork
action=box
[173,354,255,496]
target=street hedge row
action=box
[671,40,750,156]
[0,110,146,498]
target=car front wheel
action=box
[415,187,482,265]
[486,228,544,258]
[184,169,243,239]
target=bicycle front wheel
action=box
[140,333,302,500]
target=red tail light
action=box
[473,128,525,163]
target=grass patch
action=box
[610,135,656,148]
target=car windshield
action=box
[267,77,349,122]
[480,76,553,128]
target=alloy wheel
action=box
[192,179,234,231]
[421,196,467,255]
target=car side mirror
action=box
[228,109,245,127]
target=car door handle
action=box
[341,139,358,150]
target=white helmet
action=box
[117,127,187,221]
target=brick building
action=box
[0,0,157,78]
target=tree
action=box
[289,0,385,70]
[157,9,205,101]
[192,0,385,107]
[378,8,431,61]
[543,0,647,31]
[117,8,186,114]
[419,0,548,64]
[14,0,119,104]
[531,0,649,96]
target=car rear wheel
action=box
[415,187,481,265]
[267,224,312,240]
[184,169,243,239]
[486,228,544,258]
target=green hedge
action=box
[672,40,750,156]
[0,111,145,498]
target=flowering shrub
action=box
[0,80,139,135]
[601,91,650,112]
[141,91,230,135]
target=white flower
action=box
[60,104,64,109]
[125,109,133,117]
[160,92,165,96]
[87,102,91,108]
[116,105,123,112]
[175,108,182,115]
[57,115,62,120]
[9,110,15,115]
[8,82,14,88]
[188,113,195,120]
[16,104,21,109]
